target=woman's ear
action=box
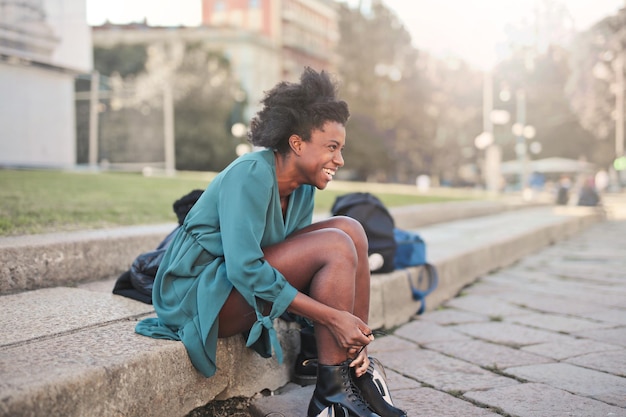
[289,134,303,156]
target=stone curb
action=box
[0,200,527,296]
[0,223,177,295]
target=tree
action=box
[90,40,243,171]
[336,2,484,185]
[495,46,595,164]
[336,2,430,182]
[94,44,148,78]
[172,44,242,171]
[566,8,626,167]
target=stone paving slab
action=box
[449,321,573,347]
[392,320,472,345]
[367,334,418,353]
[584,309,626,326]
[417,308,488,325]
[392,388,502,417]
[487,268,626,300]
[444,295,530,317]
[496,290,608,316]
[504,362,626,407]
[573,326,626,347]
[374,348,519,393]
[521,338,623,360]
[424,339,554,369]
[464,383,626,417]
[566,350,626,377]
[509,311,617,333]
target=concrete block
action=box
[0,224,176,295]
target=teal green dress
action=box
[135,149,315,377]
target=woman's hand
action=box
[329,310,373,350]
[348,343,370,377]
[326,310,374,377]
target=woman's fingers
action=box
[349,348,370,377]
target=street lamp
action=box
[593,48,625,188]
[478,69,504,194]
[512,89,537,191]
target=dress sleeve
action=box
[217,159,298,362]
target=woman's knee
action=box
[323,228,359,268]
[326,216,368,250]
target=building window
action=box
[249,0,260,8]
[215,0,226,11]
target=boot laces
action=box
[340,365,371,411]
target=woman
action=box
[136,67,405,417]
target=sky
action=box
[85,0,624,70]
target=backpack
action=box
[330,192,397,273]
[112,189,204,303]
[393,228,438,315]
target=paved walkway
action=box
[252,199,626,417]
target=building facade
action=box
[0,0,92,168]
[201,0,340,81]
[91,24,282,120]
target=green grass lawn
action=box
[0,169,473,237]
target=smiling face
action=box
[296,121,346,190]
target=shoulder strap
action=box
[406,263,439,315]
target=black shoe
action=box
[307,360,381,417]
[351,358,406,417]
[294,326,318,386]
[294,354,318,386]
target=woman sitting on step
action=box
[135,67,405,417]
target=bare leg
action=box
[218,216,370,366]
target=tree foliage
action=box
[94,44,148,78]
[495,46,595,164]
[336,2,483,184]
[173,45,242,171]
[566,7,626,166]
[90,41,243,171]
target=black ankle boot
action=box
[294,326,318,386]
[307,360,381,417]
[351,360,406,417]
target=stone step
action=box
[0,203,604,417]
[0,199,529,296]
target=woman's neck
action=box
[274,151,299,199]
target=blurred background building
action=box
[1,0,624,191]
[201,0,340,81]
[0,0,92,168]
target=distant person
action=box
[135,67,405,417]
[577,177,601,207]
[556,175,571,205]
[529,171,545,190]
